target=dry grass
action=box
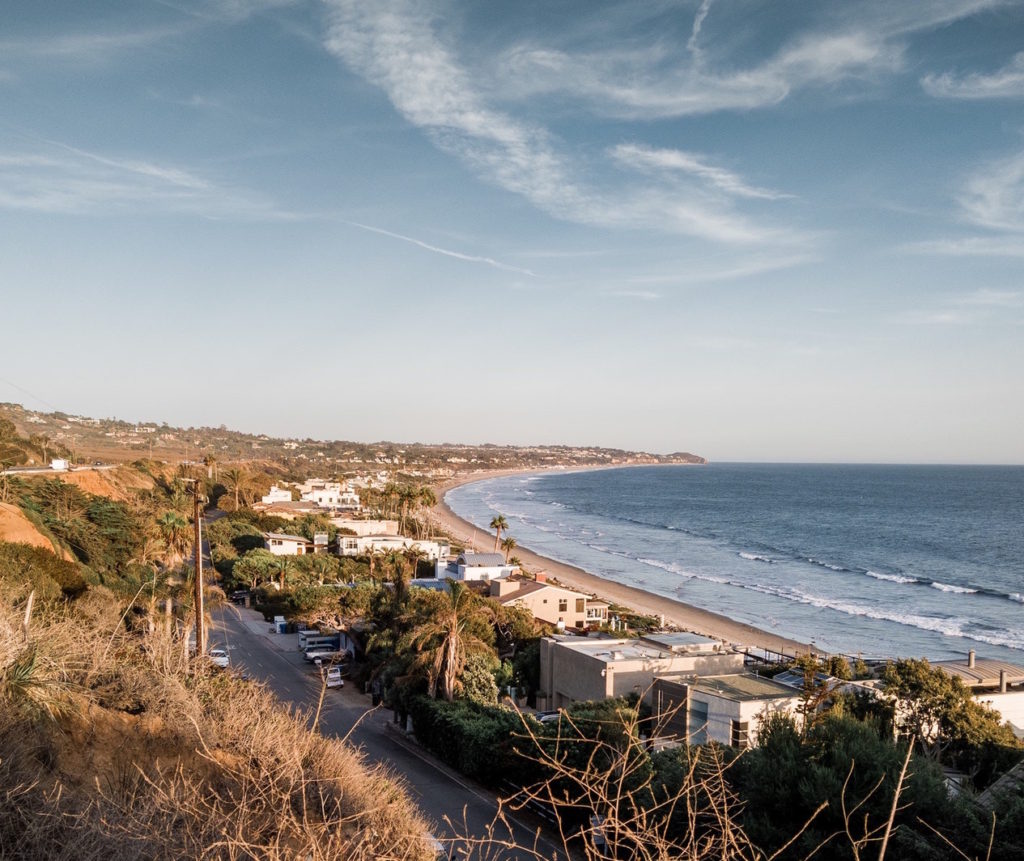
[0,588,437,860]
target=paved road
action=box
[211,605,565,860]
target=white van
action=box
[324,666,344,688]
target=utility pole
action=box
[189,479,206,656]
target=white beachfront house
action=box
[261,485,293,504]
[435,551,518,582]
[336,534,450,561]
[263,532,310,556]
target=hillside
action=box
[0,402,706,475]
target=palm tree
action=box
[275,556,294,591]
[222,467,246,510]
[156,511,191,567]
[416,487,437,537]
[500,536,517,563]
[398,485,418,535]
[203,453,217,481]
[490,514,509,553]
[406,580,494,701]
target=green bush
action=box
[0,542,89,602]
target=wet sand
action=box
[428,468,810,655]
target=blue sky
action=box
[1,0,1023,463]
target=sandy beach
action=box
[429,467,810,655]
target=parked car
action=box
[229,590,250,605]
[323,666,344,688]
[305,647,344,663]
[208,648,229,669]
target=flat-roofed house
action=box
[336,534,450,561]
[651,673,803,750]
[436,551,517,582]
[261,485,293,504]
[539,633,744,709]
[263,532,310,556]
[933,651,1024,738]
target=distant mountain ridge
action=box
[0,403,705,473]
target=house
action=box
[253,500,322,520]
[933,651,1024,737]
[538,633,744,710]
[330,518,399,536]
[263,532,310,556]
[261,485,293,504]
[298,479,361,511]
[490,578,603,629]
[651,673,803,749]
[436,551,517,582]
[336,534,450,561]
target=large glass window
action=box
[688,699,709,744]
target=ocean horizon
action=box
[446,463,1024,663]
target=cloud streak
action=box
[922,52,1024,99]
[0,139,293,220]
[322,1,796,245]
[345,222,537,276]
[610,144,791,200]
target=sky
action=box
[1,0,1023,463]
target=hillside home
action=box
[336,534,450,561]
[261,485,293,504]
[436,551,517,582]
[298,479,361,510]
[651,673,803,749]
[539,632,744,709]
[934,652,1024,738]
[330,518,399,536]
[263,532,310,556]
[490,578,603,629]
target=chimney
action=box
[968,650,976,668]
[1000,669,1007,693]
[535,571,547,583]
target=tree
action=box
[404,580,495,701]
[416,487,437,537]
[156,511,190,567]
[500,536,517,563]
[882,657,1022,781]
[221,467,246,510]
[489,514,508,553]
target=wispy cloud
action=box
[610,144,791,200]
[898,288,1023,325]
[624,254,814,286]
[605,289,661,301]
[957,152,1024,232]
[322,1,797,245]
[0,139,293,219]
[954,288,1023,307]
[922,51,1024,99]
[0,25,191,64]
[496,1,1004,119]
[907,236,1024,257]
[345,222,537,276]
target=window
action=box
[688,699,708,745]
[575,598,585,613]
[558,599,568,612]
[731,720,750,750]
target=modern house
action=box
[538,632,744,709]
[330,518,399,537]
[337,534,450,561]
[261,485,293,504]
[298,479,361,511]
[263,532,310,556]
[490,578,606,629]
[650,673,803,749]
[933,652,1024,738]
[436,551,517,582]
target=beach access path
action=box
[428,467,811,656]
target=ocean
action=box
[446,464,1024,662]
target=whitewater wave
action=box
[1010,594,1024,604]
[806,557,850,572]
[930,582,978,594]
[866,570,919,585]
[739,552,774,563]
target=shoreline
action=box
[428,466,811,655]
